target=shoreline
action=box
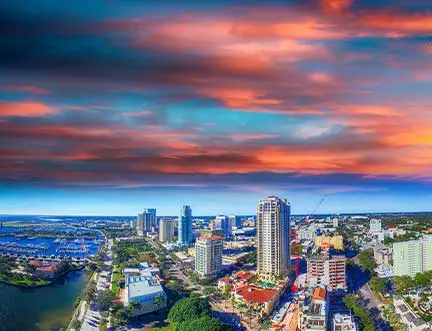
[0,265,86,289]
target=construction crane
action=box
[291,194,327,292]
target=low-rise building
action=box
[314,235,343,250]
[36,263,60,280]
[233,284,280,316]
[393,296,428,331]
[332,313,358,331]
[124,275,167,316]
[298,287,328,331]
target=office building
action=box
[229,215,242,229]
[307,255,346,291]
[214,215,232,239]
[393,235,432,276]
[257,196,291,281]
[195,236,223,278]
[332,313,358,331]
[159,218,175,243]
[178,205,192,245]
[369,218,382,233]
[314,235,343,250]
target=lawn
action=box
[111,266,121,296]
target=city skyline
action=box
[1,0,432,215]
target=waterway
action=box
[0,271,87,331]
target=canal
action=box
[0,271,87,331]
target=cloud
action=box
[0,101,55,117]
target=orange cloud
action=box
[321,0,353,14]
[0,101,55,117]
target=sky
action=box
[1,0,432,216]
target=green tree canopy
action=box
[370,277,387,293]
[176,316,234,331]
[168,297,211,323]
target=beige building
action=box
[257,196,291,281]
[195,236,223,278]
[315,235,343,250]
[307,255,346,291]
[159,218,175,243]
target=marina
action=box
[0,227,103,260]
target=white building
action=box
[195,235,223,278]
[214,215,232,239]
[393,235,432,277]
[257,196,291,281]
[369,219,382,234]
[298,228,316,241]
[159,218,175,243]
[393,296,428,331]
[124,271,166,316]
[332,313,358,331]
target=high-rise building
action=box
[256,196,291,281]
[307,255,347,291]
[138,208,156,234]
[195,236,223,278]
[229,215,242,229]
[178,205,192,245]
[393,235,432,276]
[214,215,232,239]
[369,219,382,233]
[159,218,175,243]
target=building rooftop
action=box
[197,235,223,241]
[235,285,277,304]
[312,287,326,301]
[127,275,164,300]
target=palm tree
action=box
[128,300,141,316]
[153,293,166,310]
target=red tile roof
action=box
[29,260,42,267]
[236,270,254,280]
[312,287,326,301]
[37,265,58,272]
[236,285,277,304]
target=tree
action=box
[414,272,429,287]
[203,287,216,296]
[127,300,142,314]
[383,237,394,245]
[82,280,97,302]
[176,316,234,331]
[153,293,166,309]
[95,289,116,311]
[168,297,211,323]
[357,250,376,273]
[370,277,387,293]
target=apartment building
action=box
[307,255,346,291]
[195,235,223,278]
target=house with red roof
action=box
[234,284,281,316]
[36,263,60,280]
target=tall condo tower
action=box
[178,205,193,245]
[257,196,291,281]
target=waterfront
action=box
[0,271,87,331]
